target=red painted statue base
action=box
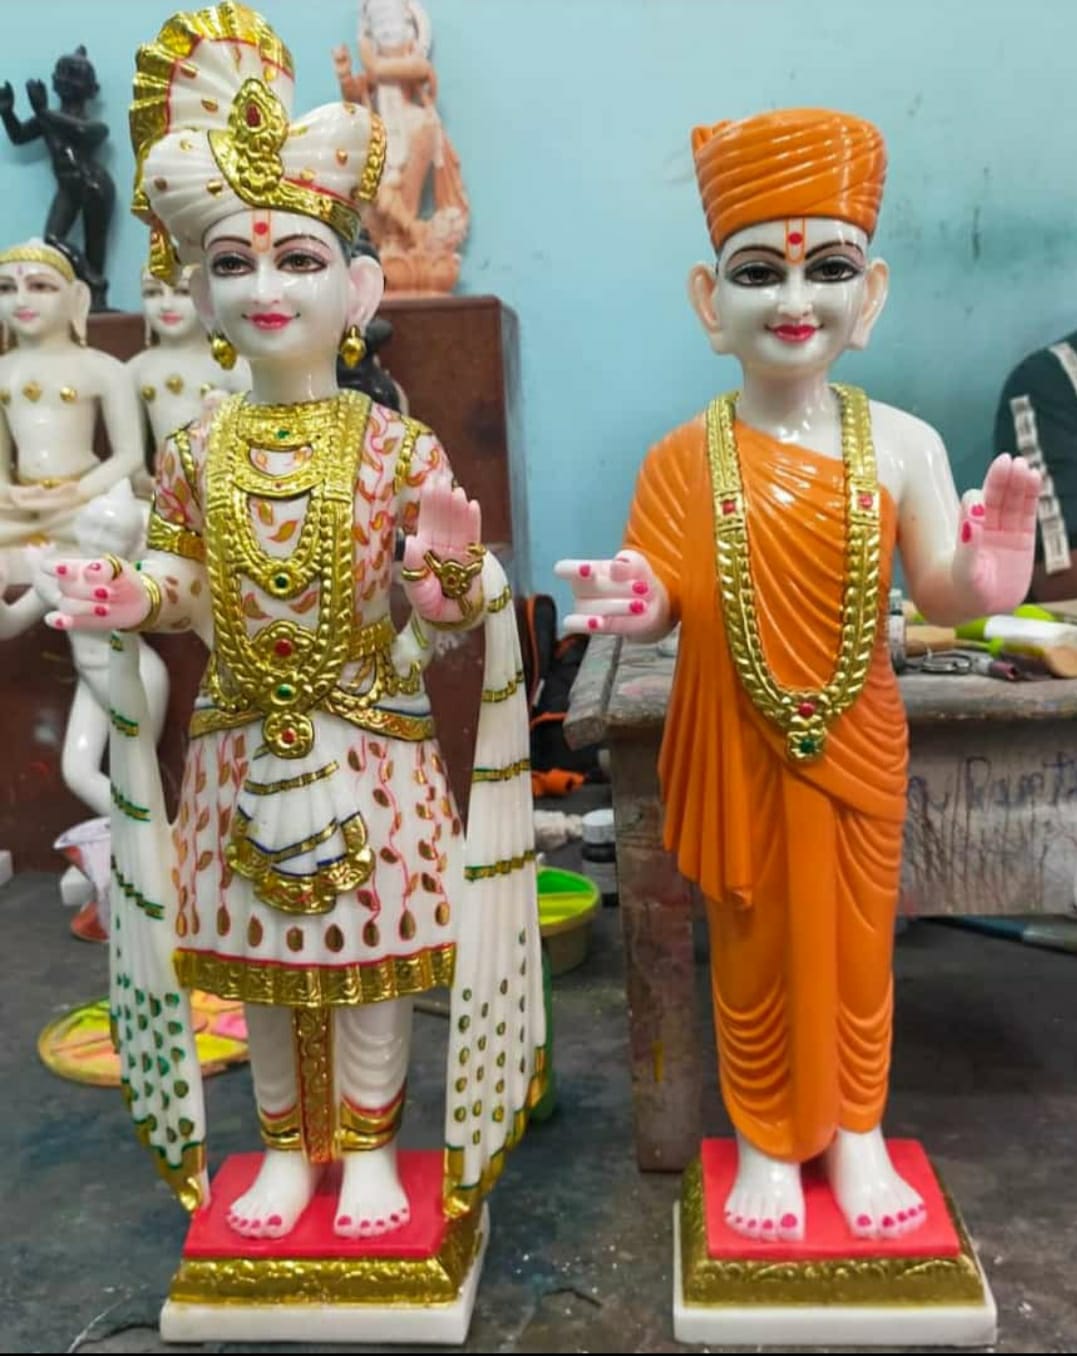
[160,1150,488,1346]
[674,1138,996,1348]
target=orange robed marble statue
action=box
[557,109,1039,1246]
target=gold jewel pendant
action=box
[203,392,370,759]
[706,384,881,763]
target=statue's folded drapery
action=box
[625,415,908,1162]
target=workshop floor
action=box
[4,835,1077,1353]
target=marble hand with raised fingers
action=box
[555,548,672,642]
[400,480,486,627]
[44,554,152,633]
[952,453,1041,616]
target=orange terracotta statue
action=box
[558,109,1039,1248]
[332,0,469,295]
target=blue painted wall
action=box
[4,1,1075,609]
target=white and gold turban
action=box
[130,2,386,278]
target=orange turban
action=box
[691,108,887,252]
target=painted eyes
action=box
[27,279,59,293]
[0,281,15,295]
[728,262,781,288]
[278,249,328,273]
[209,251,253,278]
[807,256,862,283]
[726,256,862,287]
[208,249,329,277]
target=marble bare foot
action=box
[334,1144,410,1239]
[825,1127,926,1240]
[724,1132,805,1242]
[226,1150,322,1239]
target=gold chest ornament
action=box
[706,383,881,763]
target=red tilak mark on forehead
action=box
[787,231,803,246]
[251,211,272,252]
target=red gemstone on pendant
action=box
[274,638,293,657]
[798,701,816,717]
[722,499,737,516]
[858,492,874,509]
[246,103,261,128]
[281,728,296,745]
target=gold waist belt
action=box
[14,471,83,488]
[189,697,433,743]
[190,615,433,743]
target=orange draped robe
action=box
[624,413,908,1164]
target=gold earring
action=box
[210,331,237,370]
[339,325,366,368]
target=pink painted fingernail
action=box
[970,504,985,518]
[856,1213,871,1228]
[94,605,108,617]
[588,617,599,631]
[761,1218,774,1230]
[961,522,972,542]
[56,564,67,576]
[882,1215,895,1228]
[632,580,649,596]
[780,1213,797,1229]
[94,587,108,600]
[579,563,592,577]
[630,600,645,615]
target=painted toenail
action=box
[267,1215,281,1227]
[898,1210,907,1221]
[780,1213,797,1229]
[761,1219,774,1230]
[337,1215,352,1227]
[856,1213,871,1228]
[882,1215,895,1227]
[746,1218,757,1228]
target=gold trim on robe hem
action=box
[173,944,456,1007]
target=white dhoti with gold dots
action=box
[172,710,464,1006]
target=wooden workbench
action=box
[565,634,1077,1170]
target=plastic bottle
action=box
[581,807,618,907]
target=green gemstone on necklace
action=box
[276,682,294,700]
[276,428,289,440]
[273,573,289,590]
[798,736,818,755]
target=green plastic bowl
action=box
[538,867,600,976]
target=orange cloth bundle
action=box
[691,108,887,253]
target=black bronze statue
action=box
[0,47,115,310]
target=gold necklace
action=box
[706,383,881,763]
[203,390,371,759]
